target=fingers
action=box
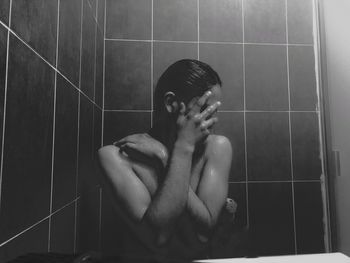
[199,117,218,131]
[189,90,213,114]
[179,102,186,115]
[198,101,221,120]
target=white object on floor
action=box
[195,253,350,263]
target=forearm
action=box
[187,187,215,234]
[143,140,194,232]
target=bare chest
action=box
[131,153,206,196]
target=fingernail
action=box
[206,91,212,96]
[217,101,221,106]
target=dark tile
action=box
[215,112,245,182]
[246,112,291,181]
[97,0,105,34]
[0,25,7,165]
[199,0,242,42]
[103,111,151,145]
[289,46,318,111]
[77,95,96,195]
[105,0,151,40]
[0,220,49,262]
[199,43,243,110]
[94,30,103,108]
[87,0,97,18]
[248,183,295,256]
[93,105,102,152]
[291,112,322,180]
[0,0,10,25]
[105,41,151,110]
[153,0,197,41]
[50,202,76,254]
[244,0,286,44]
[0,35,54,243]
[76,187,101,253]
[81,0,96,100]
[287,0,313,44]
[52,74,79,211]
[11,0,58,65]
[245,45,288,110]
[294,182,325,254]
[211,183,248,258]
[57,0,82,87]
[153,41,197,91]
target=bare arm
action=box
[186,135,232,241]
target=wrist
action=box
[174,139,195,154]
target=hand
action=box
[114,134,168,167]
[176,91,221,147]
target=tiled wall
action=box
[0,0,105,262]
[102,0,326,258]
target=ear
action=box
[164,92,180,114]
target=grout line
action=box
[73,199,78,253]
[197,0,199,59]
[0,0,12,214]
[101,0,106,146]
[98,187,102,251]
[150,0,154,127]
[0,20,102,111]
[241,0,250,230]
[285,0,298,254]
[243,180,321,183]
[0,198,78,248]
[93,11,98,103]
[103,37,314,46]
[103,109,319,113]
[104,109,152,113]
[48,0,60,252]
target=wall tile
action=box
[81,0,96,100]
[97,0,105,34]
[76,188,100,253]
[11,0,58,65]
[52,74,79,211]
[211,183,248,258]
[153,41,197,90]
[0,220,49,262]
[94,30,103,108]
[287,0,313,44]
[244,0,286,44]
[294,182,325,254]
[50,203,76,254]
[0,35,54,243]
[77,95,96,195]
[103,111,151,145]
[0,25,7,165]
[199,0,242,43]
[93,106,102,153]
[57,0,82,87]
[154,0,197,41]
[105,41,151,110]
[248,183,295,256]
[289,46,318,111]
[0,0,10,25]
[245,45,288,110]
[87,0,97,18]
[199,43,244,110]
[215,112,245,182]
[246,112,291,181]
[291,112,322,180]
[106,0,151,40]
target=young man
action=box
[98,59,233,260]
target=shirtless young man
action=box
[98,59,233,260]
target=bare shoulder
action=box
[205,135,233,159]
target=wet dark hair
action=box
[153,59,222,123]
